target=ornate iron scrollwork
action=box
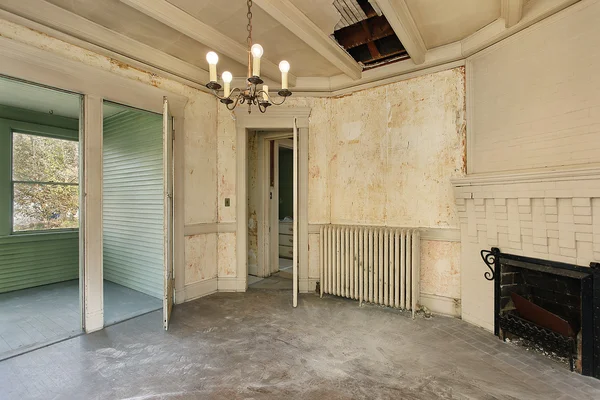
[480,249,497,281]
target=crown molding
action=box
[0,0,209,90]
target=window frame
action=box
[10,129,80,235]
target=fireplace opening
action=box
[481,248,600,378]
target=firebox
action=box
[481,248,600,378]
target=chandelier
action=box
[205,0,292,114]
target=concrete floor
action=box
[2,291,600,399]
[248,257,293,289]
[0,280,161,360]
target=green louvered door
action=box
[103,106,163,301]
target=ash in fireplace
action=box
[504,336,570,368]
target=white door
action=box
[292,119,299,307]
[163,97,174,329]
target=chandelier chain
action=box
[247,0,253,49]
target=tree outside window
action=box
[12,132,79,232]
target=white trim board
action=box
[419,293,461,318]
[182,278,218,302]
[184,222,236,236]
[235,107,311,292]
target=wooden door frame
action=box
[0,36,188,332]
[234,108,310,292]
[256,133,294,278]
[269,138,294,276]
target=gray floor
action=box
[0,280,161,360]
[2,291,600,400]
[248,257,293,289]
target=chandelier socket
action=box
[206,81,222,91]
[248,76,263,85]
[220,98,234,105]
[277,89,292,97]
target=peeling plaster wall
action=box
[0,18,219,293]
[328,68,466,228]
[216,70,465,311]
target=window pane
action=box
[12,132,79,183]
[13,183,79,231]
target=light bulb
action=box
[251,44,264,58]
[206,51,219,65]
[279,60,290,73]
[222,71,233,83]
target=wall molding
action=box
[308,224,460,242]
[217,277,246,292]
[452,166,600,188]
[419,292,461,318]
[299,278,318,293]
[183,278,218,302]
[184,222,236,236]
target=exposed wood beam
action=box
[334,15,395,49]
[0,0,209,87]
[373,0,426,64]
[121,0,295,86]
[501,0,525,28]
[253,0,362,80]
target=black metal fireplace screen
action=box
[481,248,600,379]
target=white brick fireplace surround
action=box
[452,167,600,331]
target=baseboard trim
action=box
[184,278,217,301]
[299,278,318,293]
[217,277,247,292]
[84,310,104,333]
[419,293,461,318]
[184,222,237,236]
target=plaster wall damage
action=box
[0,16,466,311]
[218,69,466,311]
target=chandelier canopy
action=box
[205,0,292,114]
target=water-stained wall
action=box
[217,69,466,314]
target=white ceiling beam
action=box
[373,0,427,65]
[0,0,210,88]
[253,0,362,80]
[501,0,525,28]
[121,0,296,86]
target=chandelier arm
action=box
[210,87,244,101]
[225,95,241,111]
[258,90,288,106]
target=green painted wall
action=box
[0,106,79,293]
[103,107,163,299]
[279,147,294,220]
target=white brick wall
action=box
[468,0,600,174]
[453,168,600,330]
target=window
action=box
[11,132,79,232]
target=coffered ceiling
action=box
[0,0,579,94]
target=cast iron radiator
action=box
[319,225,421,317]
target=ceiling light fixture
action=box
[205,0,292,114]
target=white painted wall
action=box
[468,0,600,174]
[459,0,600,330]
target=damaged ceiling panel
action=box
[332,0,409,69]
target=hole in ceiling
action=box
[331,0,410,70]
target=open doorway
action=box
[101,101,164,325]
[248,132,294,290]
[0,76,83,359]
